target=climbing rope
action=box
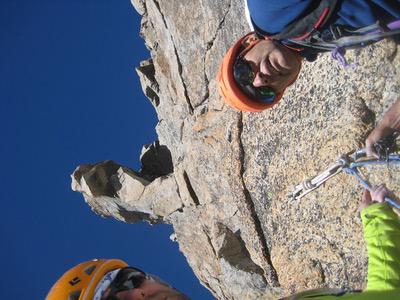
[291,133,400,209]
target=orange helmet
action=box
[217,32,300,112]
[46,259,128,300]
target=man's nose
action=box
[129,289,146,300]
[252,72,269,87]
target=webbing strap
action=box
[287,27,400,51]
[271,0,339,41]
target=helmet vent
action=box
[68,290,81,300]
[69,277,81,286]
[84,265,97,275]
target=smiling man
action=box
[242,38,301,91]
[46,259,190,300]
[217,0,400,112]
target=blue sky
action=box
[0,1,213,299]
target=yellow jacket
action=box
[286,203,400,300]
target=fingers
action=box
[362,189,372,202]
[359,189,372,211]
[365,138,379,158]
[364,125,396,158]
[360,186,397,212]
[370,184,389,203]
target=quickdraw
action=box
[291,133,400,210]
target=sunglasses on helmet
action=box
[233,58,277,104]
[102,267,147,300]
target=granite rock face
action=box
[72,1,400,299]
[71,160,183,224]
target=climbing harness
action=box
[285,19,400,66]
[291,133,400,210]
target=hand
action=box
[359,189,373,211]
[370,184,390,203]
[365,99,400,158]
[365,126,395,158]
[359,185,394,211]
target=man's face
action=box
[102,279,190,300]
[243,39,301,93]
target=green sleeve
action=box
[361,203,400,291]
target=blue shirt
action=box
[247,0,400,35]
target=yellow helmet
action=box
[46,259,128,300]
